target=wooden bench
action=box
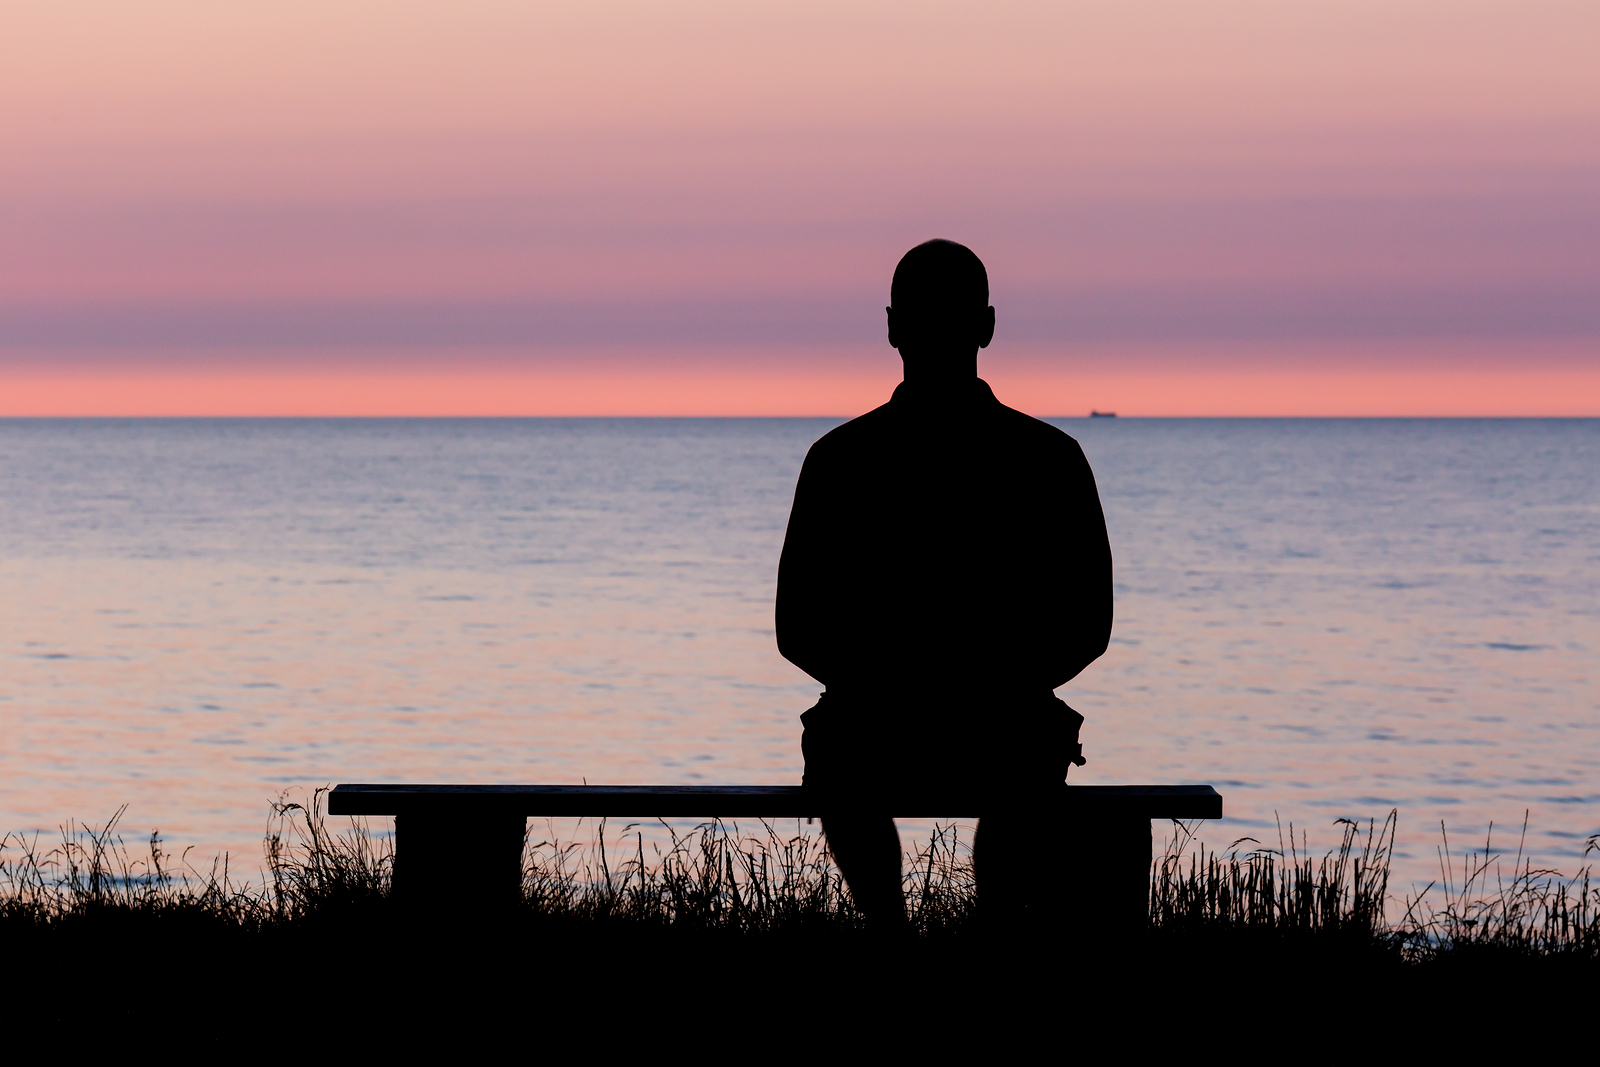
[329,783,1222,925]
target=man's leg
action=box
[973,700,1078,937]
[973,815,1024,929]
[820,814,906,929]
[974,815,1066,937]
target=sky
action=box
[2,1,1596,416]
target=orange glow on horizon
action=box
[2,4,1595,411]
[6,356,1596,418]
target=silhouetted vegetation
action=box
[3,792,1594,1041]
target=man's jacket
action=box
[776,377,1113,711]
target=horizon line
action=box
[4,413,1596,420]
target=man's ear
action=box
[977,305,996,349]
[885,306,898,350]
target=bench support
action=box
[395,813,525,907]
[391,811,1154,926]
[1064,813,1152,931]
[336,784,1219,926]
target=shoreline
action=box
[4,795,1595,1040]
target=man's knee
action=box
[975,817,1064,891]
[820,814,900,864]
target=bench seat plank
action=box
[329,783,1221,820]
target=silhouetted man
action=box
[776,239,1112,930]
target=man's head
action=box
[887,239,995,380]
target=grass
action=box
[3,792,1596,1041]
[1154,811,1600,957]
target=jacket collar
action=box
[888,376,1001,411]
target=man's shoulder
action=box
[991,401,1088,459]
[804,401,898,462]
[804,393,1087,464]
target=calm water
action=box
[2,417,1596,889]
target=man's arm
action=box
[1042,436,1113,690]
[775,444,837,686]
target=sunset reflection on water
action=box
[2,417,1596,888]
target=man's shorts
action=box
[799,689,1084,807]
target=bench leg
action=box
[1064,813,1151,939]
[394,813,526,910]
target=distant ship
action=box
[1089,410,1117,418]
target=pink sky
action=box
[2,1,1596,415]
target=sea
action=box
[2,417,1596,892]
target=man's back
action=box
[776,375,1112,706]
[774,237,1112,929]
